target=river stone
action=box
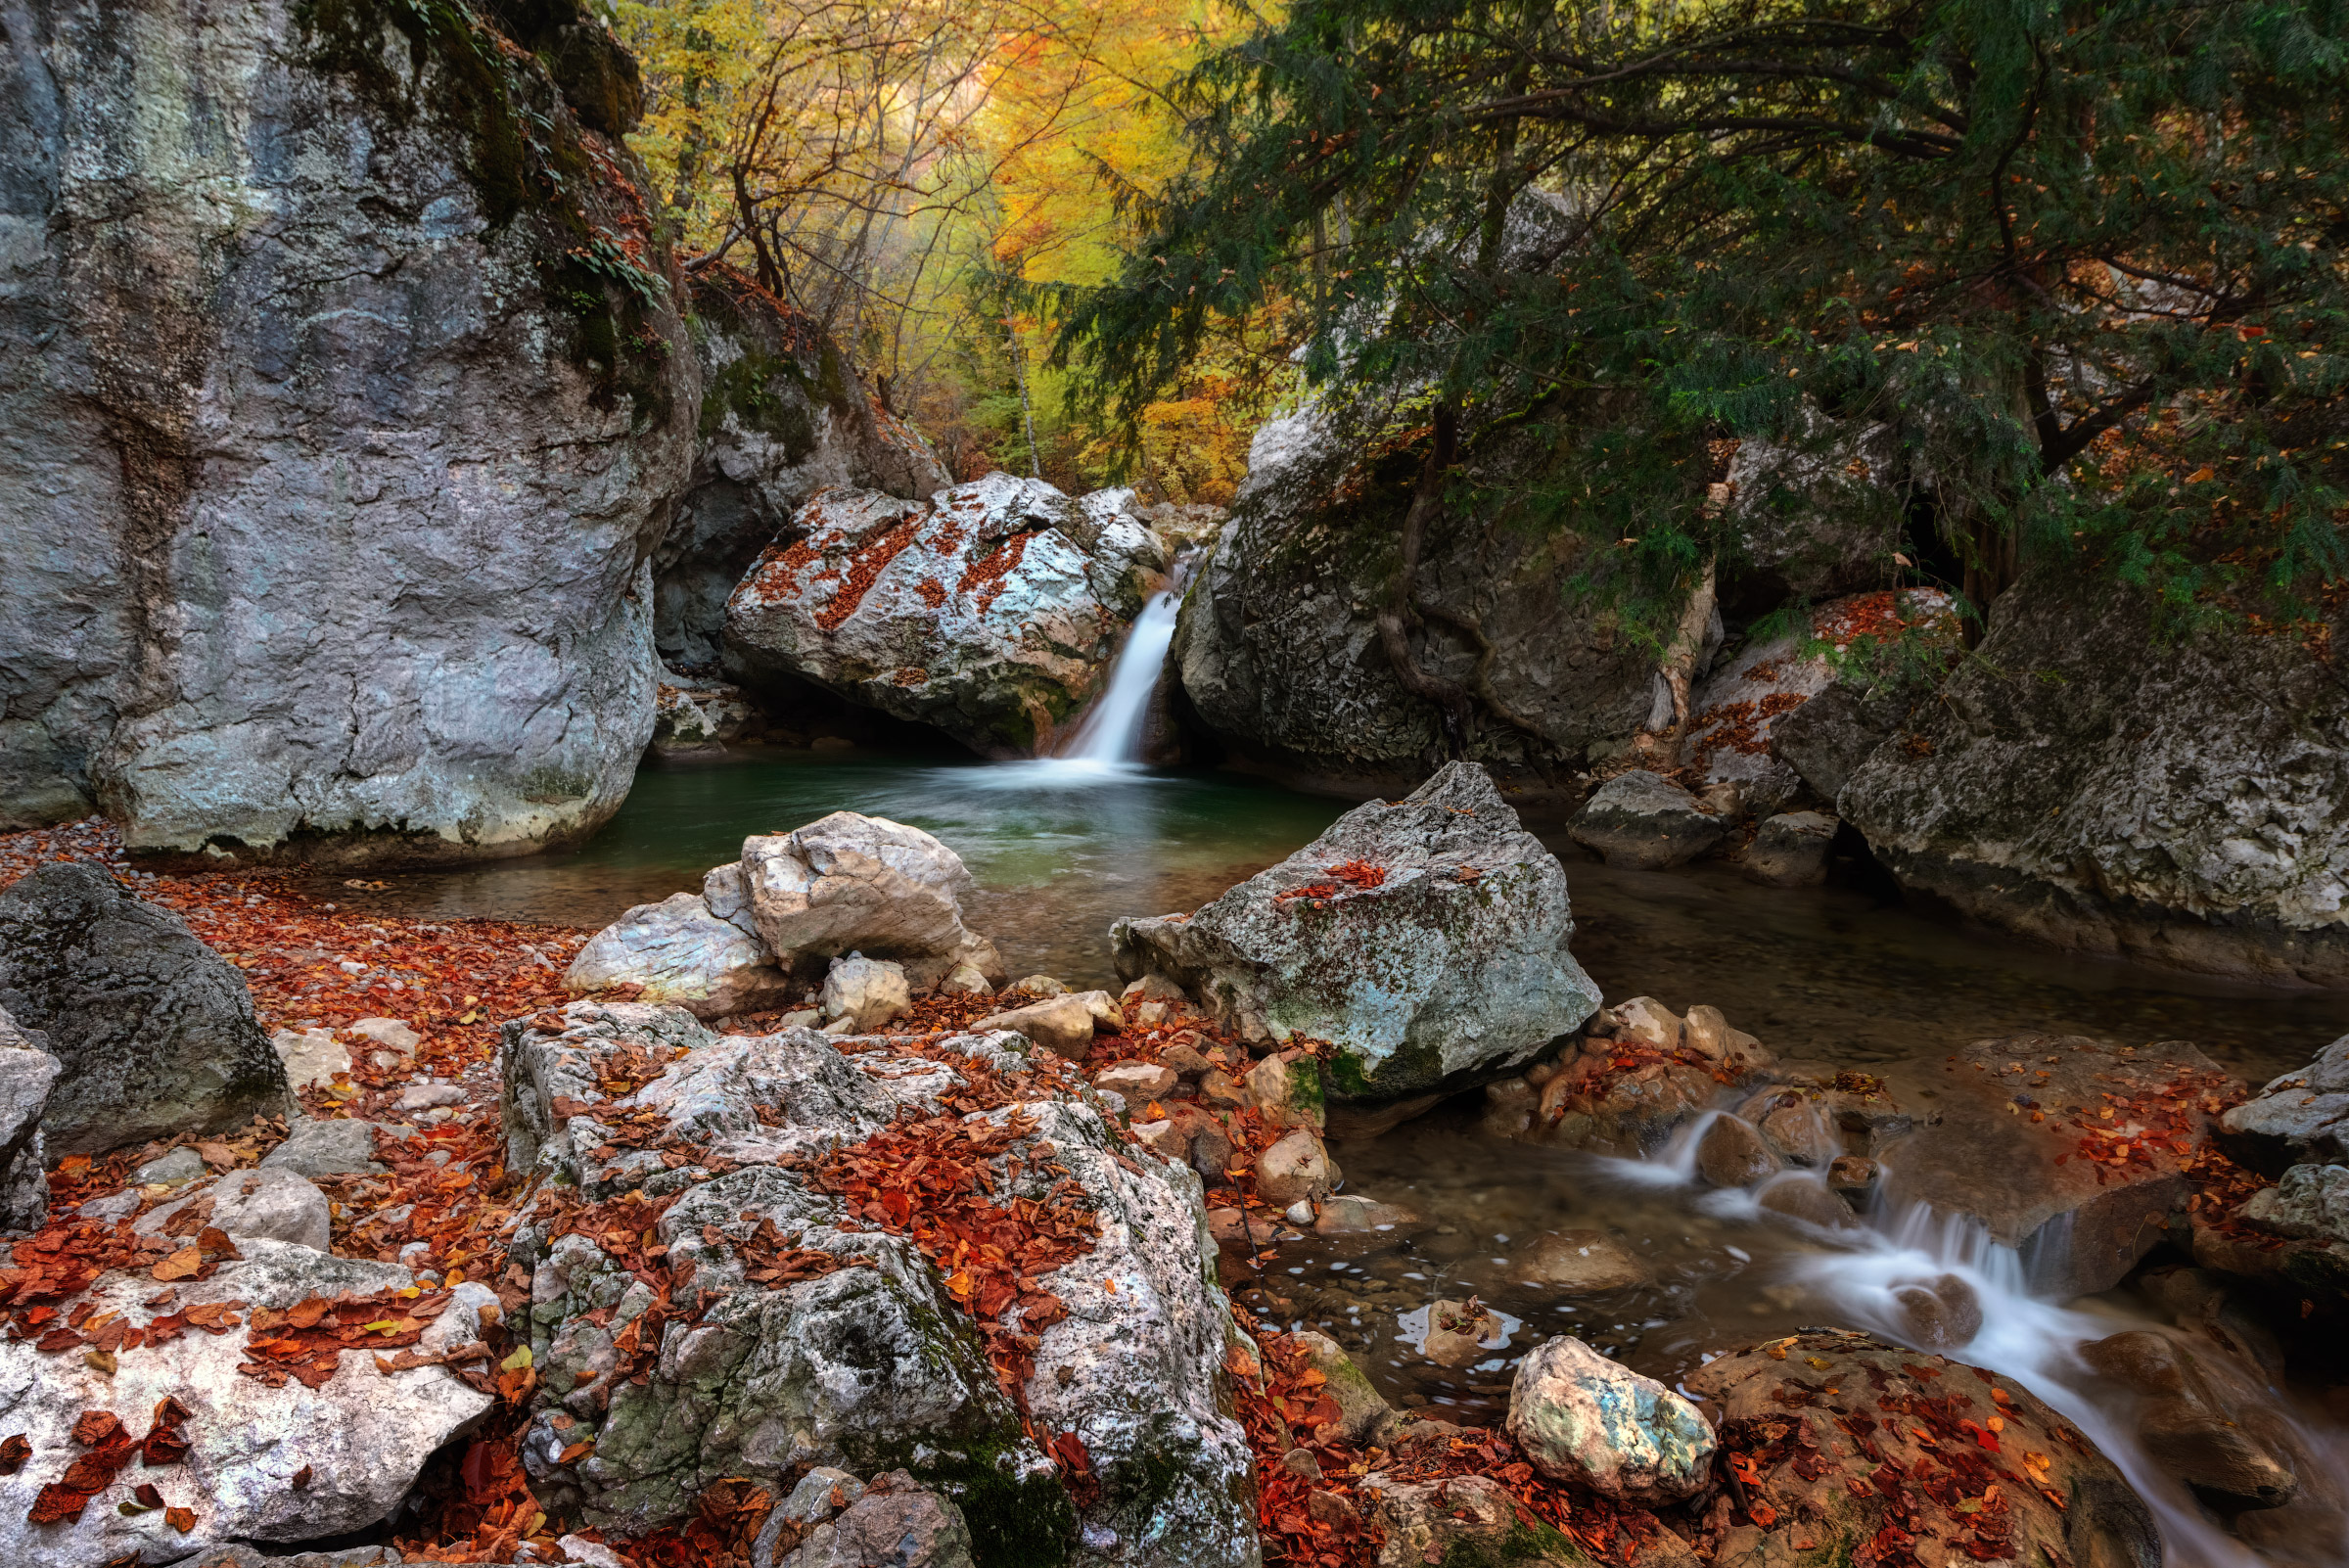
[1112,761,1599,1101]
[2081,1329,2301,1509]
[1254,1128,1341,1209]
[502,1001,1254,1565]
[0,1240,492,1568]
[141,1166,332,1252]
[1874,1035,2236,1298]
[1744,810,1839,887]
[1841,564,2349,985]
[1567,771,1724,870]
[0,0,692,858]
[1696,1115,1778,1187]
[740,813,1004,987]
[271,1027,351,1092]
[1287,1332,1392,1446]
[773,1474,975,1568]
[260,1118,387,1178]
[1505,1336,1715,1502]
[1095,1061,1177,1101]
[972,994,1096,1057]
[1758,1175,1863,1233]
[1517,1230,1652,1293]
[2219,1033,2349,1174]
[0,861,292,1154]
[1313,1194,1421,1238]
[1688,1331,2159,1568]
[725,474,1166,757]
[820,954,909,1034]
[563,891,795,1019]
[1885,1272,1983,1351]
[649,675,755,757]
[1609,996,1682,1050]
[656,268,948,670]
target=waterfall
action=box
[1056,576,1187,766]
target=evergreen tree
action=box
[1054,0,2349,734]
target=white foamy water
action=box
[1056,586,1183,765]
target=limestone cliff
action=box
[0,0,696,863]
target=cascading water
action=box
[1046,550,1198,770]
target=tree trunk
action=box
[1376,403,1483,754]
[1007,316,1041,480]
[1662,558,1718,762]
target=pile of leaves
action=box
[26,1399,196,1528]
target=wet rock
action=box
[563,887,795,1020]
[2238,1161,2349,1246]
[2082,1329,2301,1508]
[1114,761,1600,1101]
[0,1242,491,1568]
[1255,1128,1341,1209]
[1697,1116,1778,1188]
[1885,1272,1982,1351]
[1758,1175,1862,1233]
[1841,564,2349,985]
[742,814,1006,989]
[1501,1050,1724,1157]
[820,955,909,1034]
[1873,1034,2235,1297]
[1826,1154,1879,1199]
[1289,1331,1393,1445]
[0,0,692,859]
[503,1002,1254,1563]
[1744,810,1839,888]
[658,268,947,671]
[1505,1336,1715,1502]
[726,475,1164,757]
[1681,1004,1768,1070]
[0,861,292,1155]
[773,1473,975,1568]
[2138,1265,2285,1380]
[1753,1096,1838,1167]
[2220,1032,2349,1174]
[1313,1195,1421,1238]
[1567,772,1725,870]
[1416,1299,1504,1368]
[1689,1330,2159,1568]
[261,1118,388,1179]
[1518,1230,1653,1293]
[972,993,1097,1057]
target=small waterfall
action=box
[1056,557,1194,766]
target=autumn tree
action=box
[1056,0,2349,734]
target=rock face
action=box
[1504,1336,1715,1503]
[1171,407,1661,789]
[1873,1035,2235,1298]
[656,268,948,670]
[1112,762,1600,1101]
[726,475,1169,757]
[0,0,697,861]
[1842,565,2349,985]
[0,1006,58,1232]
[565,814,1004,1015]
[0,861,291,1154]
[1566,771,1724,870]
[502,1001,1257,1567]
[1687,1330,2160,1568]
[2219,1032,2349,1173]
[0,1241,494,1568]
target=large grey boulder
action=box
[0,0,694,859]
[656,269,948,670]
[1113,761,1600,1100]
[563,883,795,1020]
[726,475,1168,757]
[0,861,291,1154]
[1842,566,2349,985]
[1171,407,1661,789]
[0,1005,60,1232]
[1566,771,1724,870]
[2220,1034,2349,1174]
[0,1241,493,1568]
[503,1001,1257,1567]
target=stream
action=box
[325,738,2349,1565]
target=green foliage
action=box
[1055,0,2349,623]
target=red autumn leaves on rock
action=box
[25,1397,193,1527]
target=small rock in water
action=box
[1696,1115,1778,1187]
[1683,1003,1768,1067]
[1283,1199,1315,1226]
[1758,1175,1861,1232]
[1314,1193,1421,1237]
[1254,1128,1340,1208]
[1518,1229,1653,1293]
[1418,1297,1504,1367]
[1506,1335,1716,1501]
[2082,1329,2302,1509]
[1757,1097,1838,1167]
[1827,1154,1879,1197]
[1888,1272,1983,1351]
[1744,809,1839,887]
[1567,770,1727,870]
